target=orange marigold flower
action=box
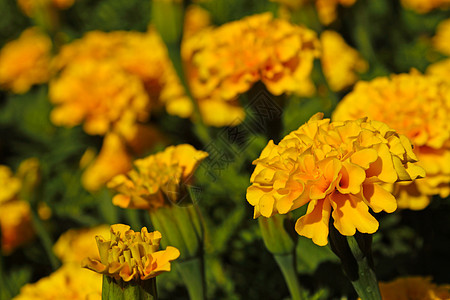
[270,0,357,25]
[108,144,208,210]
[400,0,450,13]
[379,277,450,300]
[50,29,191,131]
[50,60,150,138]
[182,13,320,126]
[246,113,424,246]
[53,225,110,264]
[427,58,450,78]
[14,264,101,300]
[81,132,132,192]
[320,30,368,92]
[82,224,180,282]
[333,71,450,210]
[0,165,34,255]
[17,0,74,16]
[0,28,51,94]
[433,19,450,56]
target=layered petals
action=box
[333,70,450,210]
[82,224,180,282]
[247,113,424,245]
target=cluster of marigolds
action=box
[1,0,450,299]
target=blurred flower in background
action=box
[50,29,190,138]
[53,225,110,264]
[320,30,368,92]
[13,264,101,300]
[0,165,34,255]
[0,28,51,94]
[17,0,74,17]
[270,0,357,25]
[379,276,450,300]
[108,144,208,209]
[182,12,320,126]
[400,0,450,14]
[333,71,450,210]
[247,113,424,246]
[433,19,450,57]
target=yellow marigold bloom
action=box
[51,29,191,132]
[400,0,450,13]
[183,4,211,39]
[0,28,51,94]
[14,264,101,300]
[108,144,208,210]
[183,13,320,126]
[82,224,180,282]
[333,71,450,210]
[0,165,21,202]
[427,58,450,78]
[81,132,132,192]
[320,30,368,92]
[54,225,110,264]
[50,60,150,137]
[0,165,34,254]
[433,19,450,56]
[270,0,357,25]
[379,277,450,300]
[247,113,424,246]
[17,0,74,16]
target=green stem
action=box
[347,236,381,300]
[176,257,206,300]
[274,254,306,300]
[29,207,60,270]
[102,275,157,300]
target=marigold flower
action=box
[50,60,150,138]
[54,225,110,264]
[14,264,101,300]
[432,19,450,56]
[0,28,51,94]
[108,144,208,210]
[0,165,34,254]
[81,133,132,192]
[427,58,450,78]
[270,0,357,25]
[182,13,320,126]
[247,113,424,246]
[320,30,368,92]
[183,5,211,39]
[50,29,191,133]
[379,277,450,300]
[82,224,180,282]
[400,0,450,13]
[17,0,75,16]
[333,71,450,210]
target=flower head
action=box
[82,224,180,282]
[379,277,450,300]
[50,29,191,136]
[81,133,132,192]
[320,30,368,92]
[108,144,208,210]
[182,13,320,126]
[17,0,75,16]
[433,19,450,56]
[400,0,450,13]
[270,0,357,25]
[14,264,101,300]
[54,225,110,264]
[333,71,450,210]
[0,28,51,94]
[247,113,424,246]
[0,165,34,254]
